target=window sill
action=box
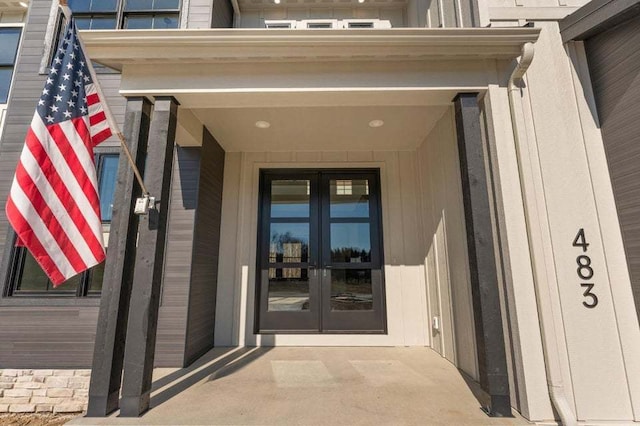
[0,296,101,307]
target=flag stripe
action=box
[6,198,66,285]
[92,127,112,145]
[89,111,107,127]
[86,93,99,105]
[8,183,76,280]
[19,142,105,265]
[30,114,102,227]
[14,160,89,272]
[6,18,112,286]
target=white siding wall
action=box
[214,150,433,348]
[416,107,478,380]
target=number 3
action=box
[581,283,598,308]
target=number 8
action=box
[577,255,594,280]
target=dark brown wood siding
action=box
[585,15,640,321]
[183,129,225,366]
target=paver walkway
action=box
[68,347,530,425]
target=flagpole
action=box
[58,0,150,198]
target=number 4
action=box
[573,228,589,252]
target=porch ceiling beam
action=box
[80,28,540,70]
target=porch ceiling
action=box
[187,105,449,151]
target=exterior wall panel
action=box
[584,15,640,322]
[184,129,225,365]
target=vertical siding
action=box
[585,15,640,321]
[416,107,478,380]
[184,129,225,365]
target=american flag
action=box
[5,18,113,286]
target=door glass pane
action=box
[271,180,310,218]
[269,223,309,263]
[268,268,310,311]
[330,223,371,263]
[331,269,372,311]
[330,179,370,218]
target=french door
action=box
[256,169,386,333]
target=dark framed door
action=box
[256,169,386,334]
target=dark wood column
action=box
[119,97,179,417]
[453,93,512,417]
[87,97,151,417]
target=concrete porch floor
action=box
[68,347,530,425]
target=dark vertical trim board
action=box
[87,97,152,417]
[453,92,512,417]
[119,97,179,417]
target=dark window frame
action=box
[4,151,120,298]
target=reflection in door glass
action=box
[331,269,373,311]
[271,180,310,218]
[268,268,310,311]
[269,223,309,263]
[330,223,371,262]
[330,179,370,218]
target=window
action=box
[264,19,391,30]
[68,0,180,30]
[0,27,21,104]
[6,154,120,297]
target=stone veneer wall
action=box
[0,369,89,413]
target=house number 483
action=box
[572,228,598,309]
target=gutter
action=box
[507,42,578,426]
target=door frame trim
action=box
[254,168,387,335]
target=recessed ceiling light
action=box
[19,1,29,7]
[358,0,365,3]
[368,119,384,128]
[255,120,271,129]
[274,0,281,4]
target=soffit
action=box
[190,105,448,151]
[81,27,540,71]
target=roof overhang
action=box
[81,27,541,71]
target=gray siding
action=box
[156,146,200,367]
[0,0,106,368]
[0,0,215,368]
[585,15,640,321]
[184,129,224,366]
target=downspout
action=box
[231,0,241,28]
[507,42,578,426]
